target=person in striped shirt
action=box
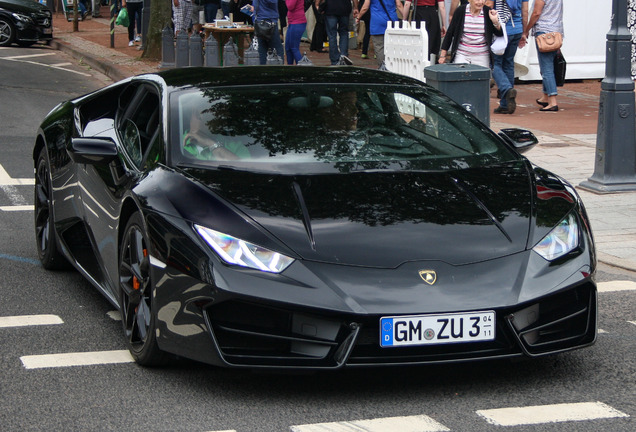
[438,0,502,68]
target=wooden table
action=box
[202,25,255,65]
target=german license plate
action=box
[380,311,495,347]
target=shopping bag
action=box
[491,24,508,56]
[116,7,129,27]
[554,49,566,87]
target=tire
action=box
[34,147,70,270]
[0,18,15,47]
[119,212,166,366]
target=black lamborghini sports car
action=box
[33,67,596,369]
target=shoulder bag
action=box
[491,24,508,56]
[536,32,563,53]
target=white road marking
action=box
[0,164,33,186]
[50,62,73,67]
[0,205,33,211]
[476,402,629,426]
[106,311,121,321]
[0,314,63,328]
[290,415,450,432]
[21,350,135,369]
[598,281,636,292]
[3,53,57,60]
[629,321,636,326]
[0,55,92,76]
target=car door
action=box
[77,81,162,298]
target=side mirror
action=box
[69,137,118,165]
[498,128,538,154]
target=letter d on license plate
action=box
[380,311,495,347]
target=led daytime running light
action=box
[195,225,294,273]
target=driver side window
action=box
[118,85,161,169]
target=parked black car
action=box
[34,67,597,370]
[0,0,52,47]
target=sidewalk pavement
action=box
[49,8,636,272]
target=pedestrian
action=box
[439,0,503,68]
[489,0,528,115]
[192,0,218,35]
[448,0,467,23]
[317,0,358,65]
[523,0,563,112]
[173,0,193,36]
[357,0,371,59]
[232,0,254,24]
[402,0,447,63]
[285,0,307,64]
[122,0,143,46]
[357,0,404,67]
[309,0,327,53]
[249,0,284,64]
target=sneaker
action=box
[361,54,369,59]
[505,88,517,114]
[341,55,353,65]
[135,35,142,42]
[128,41,135,47]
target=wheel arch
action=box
[33,134,46,167]
[118,197,142,255]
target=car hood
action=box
[182,160,561,267]
[0,0,49,13]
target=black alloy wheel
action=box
[34,147,68,269]
[0,18,15,47]
[119,212,165,365]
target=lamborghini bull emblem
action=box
[419,270,437,285]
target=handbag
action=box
[254,19,276,41]
[491,24,508,56]
[554,49,566,86]
[536,32,563,53]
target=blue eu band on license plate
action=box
[380,311,495,347]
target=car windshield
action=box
[169,84,519,173]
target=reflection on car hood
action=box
[185,161,544,267]
[0,0,49,13]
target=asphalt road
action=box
[0,44,634,432]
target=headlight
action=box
[195,225,294,273]
[12,13,33,23]
[533,213,579,261]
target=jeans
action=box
[221,0,231,18]
[204,3,219,22]
[285,23,307,64]
[492,32,521,108]
[257,30,284,65]
[325,14,349,65]
[536,32,558,96]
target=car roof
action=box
[150,66,425,91]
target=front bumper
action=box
[200,282,596,368]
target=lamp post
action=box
[579,0,636,193]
